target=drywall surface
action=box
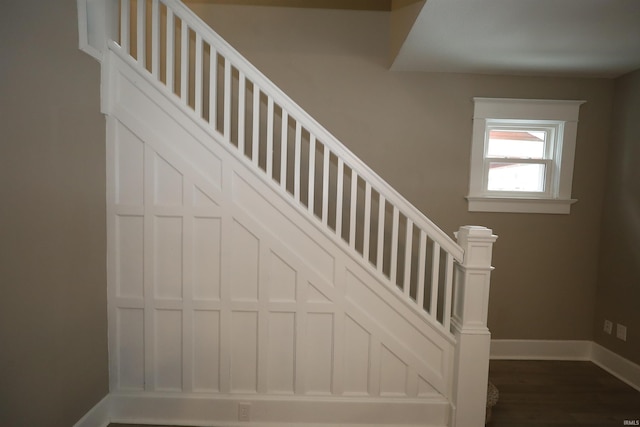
[0,1,108,425]
[594,69,640,365]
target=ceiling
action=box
[391,0,640,78]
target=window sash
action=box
[484,123,558,160]
[482,158,554,196]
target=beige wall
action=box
[594,69,640,365]
[188,2,615,341]
[0,1,108,425]
[390,0,425,63]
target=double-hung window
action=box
[467,98,585,214]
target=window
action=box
[467,98,585,214]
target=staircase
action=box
[76,1,497,426]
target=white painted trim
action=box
[73,394,111,427]
[490,339,592,360]
[591,342,640,392]
[466,196,577,214]
[107,393,450,426]
[491,339,640,391]
[76,0,104,61]
[467,98,585,214]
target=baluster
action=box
[180,19,188,103]
[279,110,288,190]
[416,230,427,308]
[137,0,145,67]
[238,72,246,154]
[376,194,385,273]
[194,33,203,118]
[363,182,371,261]
[223,60,232,140]
[151,0,160,77]
[120,0,130,53]
[403,218,413,297]
[321,145,330,225]
[335,159,344,239]
[294,122,302,201]
[252,85,260,166]
[308,136,316,213]
[209,46,217,129]
[430,242,441,317]
[349,170,358,249]
[165,8,174,94]
[442,253,454,331]
[266,97,274,178]
[390,207,399,285]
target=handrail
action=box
[112,0,464,332]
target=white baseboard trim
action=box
[491,339,640,392]
[106,393,449,427]
[591,342,640,392]
[490,339,592,361]
[73,394,111,427]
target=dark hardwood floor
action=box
[109,360,640,427]
[488,360,640,426]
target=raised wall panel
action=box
[343,315,370,395]
[232,173,335,283]
[154,153,183,206]
[380,345,407,396]
[116,125,144,206]
[305,313,334,394]
[230,311,258,393]
[193,310,220,392]
[192,217,221,300]
[115,215,144,299]
[267,312,296,394]
[117,308,144,390]
[345,270,446,376]
[154,216,183,300]
[230,221,259,302]
[155,309,183,391]
[269,252,296,303]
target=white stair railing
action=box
[110,0,465,335]
[78,1,499,425]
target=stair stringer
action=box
[105,48,455,426]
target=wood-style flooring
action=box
[488,360,640,426]
[109,360,640,427]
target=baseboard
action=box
[73,394,111,427]
[590,342,640,392]
[106,393,450,427]
[490,339,592,360]
[491,339,640,391]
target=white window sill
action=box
[466,196,577,214]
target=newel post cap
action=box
[456,225,497,244]
[456,225,498,268]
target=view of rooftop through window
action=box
[486,129,549,192]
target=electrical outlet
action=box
[617,324,627,342]
[238,402,251,421]
[604,320,613,335]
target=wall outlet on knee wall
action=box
[238,402,251,421]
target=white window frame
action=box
[467,98,585,214]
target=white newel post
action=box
[78,0,120,61]
[451,226,497,427]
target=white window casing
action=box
[467,98,586,214]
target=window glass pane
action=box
[487,162,546,192]
[487,129,546,159]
